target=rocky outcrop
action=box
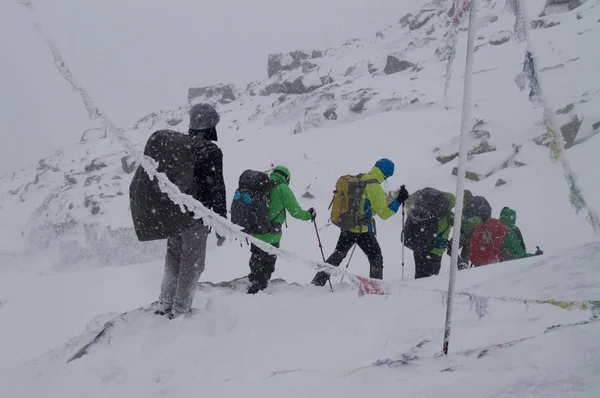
[410,11,435,31]
[489,31,511,46]
[84,158,107,173]
[188,84,236,104]
[267,51,319,78]
[384,56,415,75]
[531,19,561,29]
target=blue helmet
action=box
[375,158,395,179]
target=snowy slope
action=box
[1,0,599,271]
[1,242,599,397]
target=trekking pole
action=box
[401,202,405,281]
[339,243,357,284]
[312,217,334,292]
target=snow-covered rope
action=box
[17,0,364,282]
[513,0,600,235]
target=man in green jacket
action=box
[499,206,539,261]
[247,166,315,294]
[311,159,409,286]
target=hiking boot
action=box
[155,307,172,316]
[168,308,198,319]
[247,282,265,295]
[311,271,329,287]
[153,301,172,316]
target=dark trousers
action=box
[327,231,384,279]
[248,243,279,292]
[414,250,442,279]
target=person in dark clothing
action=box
[323,231,385,279]
[246,166,314,294]
[404,189,455,279]
[312,159,409,286]
[157,103,226,318]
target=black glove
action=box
[308,207,317,220]
[216,233,226,247]
[396,185,409,204]
[535,246,543,256]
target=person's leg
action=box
[356,232,384,279]
[158,235,182,312]
[171,220,210,316]
[248,243,279,294]
[325,231,357,266]
[312,231,356,286]
[415,250,442,279]
[414,249,428,279]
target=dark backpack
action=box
[402,187,450,251]
[464,196,492,222]
[129,130,200,241]
[230,170,280,234]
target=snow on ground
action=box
[1,242,599,397]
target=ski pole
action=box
[401,202,405,281]
[339,243,357,284]
[312,217,333,292]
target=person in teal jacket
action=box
[247,166,315,294]
[499,207,539,261]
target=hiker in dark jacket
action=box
[157,103,227,318]
[411,191,455,279]
[499,207,541,261]
[447,192,493,269]
[247,166,315,294]
[311,159,409,286]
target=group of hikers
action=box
[129,104,542,319]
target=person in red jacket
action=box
[469,216,506,267]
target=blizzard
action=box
[1,0,600,397]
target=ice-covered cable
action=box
[17,0,361,280]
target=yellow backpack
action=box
[329,174,377,231]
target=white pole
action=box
[443,0,478,356]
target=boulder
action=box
[410,11,434,31]
[323,105,338,120]
[495,178,507,187]
[188,84,235,103]
[302,62,318,73]
[293,121,303,135]
[268,53,284,78]
[531,19,561,29]
[399,13,414,27]
[121,156,137,174]
[561,115,583,148]
[311,50,323,59]
[384,56,415,75]
[267,51,313,78]
[489,31,511,46]
[350,98,369,114]
[260,82,283,96]
[376,31,385,39]
[84,158,107,173]
[593,121,600,131]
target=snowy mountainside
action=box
[0,0,599,269]
[2,241,599,397]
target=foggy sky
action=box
[0,0,412,174]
